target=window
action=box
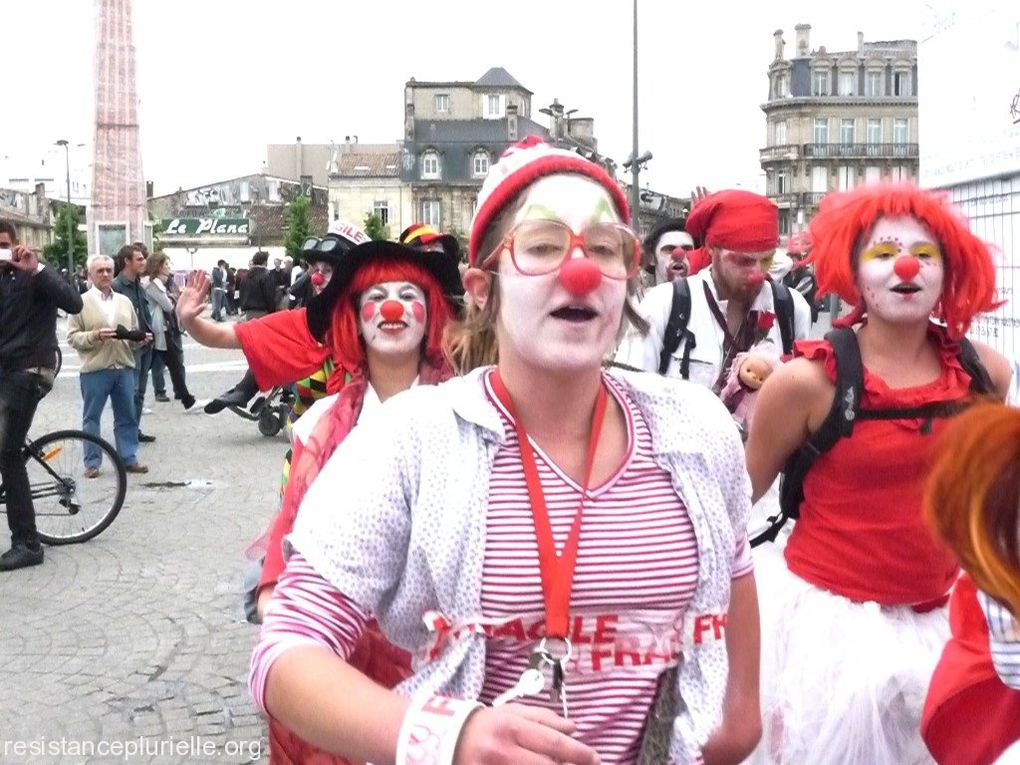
[838,166,854,191]
[838,70,856,96]
[776,170,789,195]
[472,150,490,177]
[421,151,440,180]
[893,71,911,97]
[813,118,829,145]
[421,199,440,227]
[890,165,911,182]
[778,211,791,236]
[484,93,503,118]
[865,166,882,185]
[774,120,787,145]
[774,73,789,99]
[435,94,449,113]
[865,69,884,97]
[867,118,882,144]
[840,118,855,146]
[373,200,389,225]
[811,166,829,193]
[893,118,909,144]
[812,69,830,96]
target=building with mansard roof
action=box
[760,24,919,239]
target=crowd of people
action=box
[2,134,1019,763]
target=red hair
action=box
[807,184,999,339]
[326,257,454,375]
[925,402,1020,616]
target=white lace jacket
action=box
[287,366,752,764]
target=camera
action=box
[0,249,12,263]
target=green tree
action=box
[363,212,390,242]
[283,195,313,259]
[43,203,88,271]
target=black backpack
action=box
[657,278,796,376]
[753,326,995,546]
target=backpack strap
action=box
[774,327,862,529]
[959,337,995,395]
[658,279,695,377]
[770,279,796,355]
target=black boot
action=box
[204,369,259,414]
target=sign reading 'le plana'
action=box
[162,218,250,236]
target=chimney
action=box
[795,23,811,57]
[507,103,518,142]
[773,29,785,61]
[857,31,864,53]
[295,136,303,182]
[405,102,415,140]
[145,180,154,198]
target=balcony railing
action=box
[765,192,838,208]
[803,142,919,159]
[760,144,801,163]
[801,192,827,206]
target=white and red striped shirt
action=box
[250,374,752,764]
[478,373,752,762]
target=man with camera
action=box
[67,255,151,482]
[0,220,84,571]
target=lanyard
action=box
[489,370,609,639]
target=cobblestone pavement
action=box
[0,317,284,764]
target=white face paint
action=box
[654,230,694,283]
[357,281,428,358]
[856,215,944,325]
[495,174,627,374]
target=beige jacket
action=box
[66,289,138,373]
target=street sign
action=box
[161,218,250,236]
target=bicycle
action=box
[2,429,128,545]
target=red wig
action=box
[807,184,999,339]
[326,256,454,376]
[925,402,1020,616]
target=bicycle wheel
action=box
[27,430,127,545]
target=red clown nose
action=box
[558,258,603,295]
[310,272,326,287]
[747,271,766,290]
[380,300,405,322]
[894,256,920,281]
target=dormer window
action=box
[472,150,490,178]
[812,69,831,96]
[421,150,440,180]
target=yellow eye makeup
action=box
[860,243,899,262]
[911,244,942,261]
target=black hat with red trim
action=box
[305,238,463,341]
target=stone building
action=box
[760,24,919,237]
[0,185,54,252]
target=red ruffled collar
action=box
[794,324,972,408]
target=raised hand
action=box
[176,270,210,328]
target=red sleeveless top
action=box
[784,328,969,606]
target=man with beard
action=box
[619,189,812,390]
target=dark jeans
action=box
[150,352,167,395]
[133,345,153,430]
[153,341,193,405]
[0,370,49,547]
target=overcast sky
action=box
[6,0,928,198]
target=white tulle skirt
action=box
[749,543,948,765]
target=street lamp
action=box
[628,0,652,235]
[54,140,83,276]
